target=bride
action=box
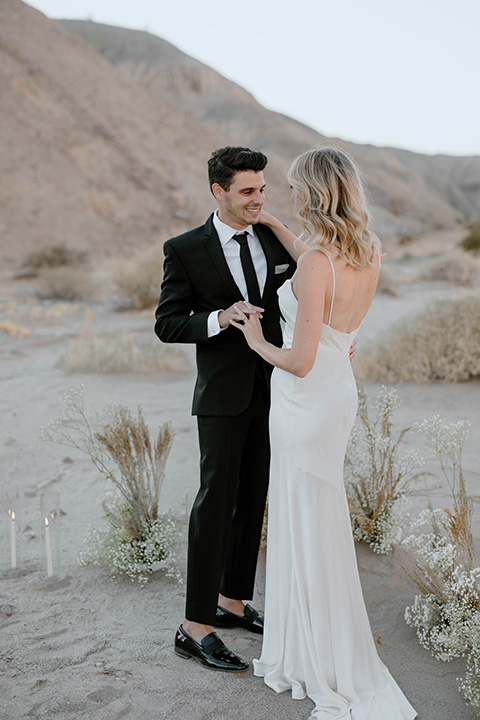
[231,147,417,719]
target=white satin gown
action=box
[253,257,417,720]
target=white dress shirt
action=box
[207,211,267,337]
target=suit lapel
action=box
[203,214,243,300]
[203,215,278,305]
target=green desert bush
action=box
[422,251,479,287]
[57,329,191,374]
[19,243,87,278]
[35,266,97,301]
[112,245,164,310]
[459,221,480,252]
[355,292,480,383]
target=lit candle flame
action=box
[45,517,49,527]
[12,511,15,521]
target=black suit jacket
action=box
[155,214,295,416]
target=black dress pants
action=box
[186,375,270,625]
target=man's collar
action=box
[213,210,254,246]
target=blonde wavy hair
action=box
[288,147,378,268]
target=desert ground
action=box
[1,5,479,718]
[1,254,479,720]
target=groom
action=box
[155,146,294,671]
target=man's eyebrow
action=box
[238,184,266,192]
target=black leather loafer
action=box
[174,626,249,672]
[213,604,264,634]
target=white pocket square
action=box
[275,264,289,274]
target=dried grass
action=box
[2,299,83,325]
[35,267,98,302]
[345,384,425,553]
[355,292,480,383]
[111,245,164,310]
[441,467,476,572]
[40,387,181,583]
[57,329,190,374]
[96,408,174,539]
[421,251,479,287]
[18,243,88,278]
[0,320,31,338]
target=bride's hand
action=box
[230,308,265,351]
[259,209,281,229]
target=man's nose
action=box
[254,191,265,205]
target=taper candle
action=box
[45,517,54,576]
[10,510,16,569]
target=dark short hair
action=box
[208,146,268,192]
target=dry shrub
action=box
[18,243,87,278]
[376,265,400,296]
[40,388,181,584]
[43,303,86,323]
[57,329,190,374]
[345,385,425,553]
[422,251,479,287]
[0,320,31,338]
[459,221,480,252]
[35,267,97,302]
[398,234,416,247]
[355,292,480,383]
[112,245,164,310]
[96,409,174,538]
[402,416,480,713]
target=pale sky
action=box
[27,0,480,157]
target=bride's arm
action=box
[260,210,309,262]
[231,251,327,377]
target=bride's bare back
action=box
[291,246,380,334]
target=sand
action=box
[1,272,479,720]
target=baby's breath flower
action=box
[41,387,182,585]
[402,416,479,714]
[78,496,183,586]
[345,384,425,553]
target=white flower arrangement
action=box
[78,494,182,586]
[403,415,480,714]
[41,387,182,585]
[344,384,425,554]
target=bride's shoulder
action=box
[297,248,332,271]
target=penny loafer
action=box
[213,604,264,634]
[174,626,249,672]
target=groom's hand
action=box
[349,340,356,363]
[218,301,264,329]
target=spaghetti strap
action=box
[319,250,335,326]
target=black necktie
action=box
[233,232,261,306]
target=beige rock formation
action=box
[1,0,479,268]
[62,20,480,239]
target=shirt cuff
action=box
[207,310,224,337]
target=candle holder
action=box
[0,483,22,572]
[39,490,61,577]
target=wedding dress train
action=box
[253,260,416,720]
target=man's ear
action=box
[211,183,224,202]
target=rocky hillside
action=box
[0,1,479,267]
[61,20,480,239]
[0,0,218,263]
